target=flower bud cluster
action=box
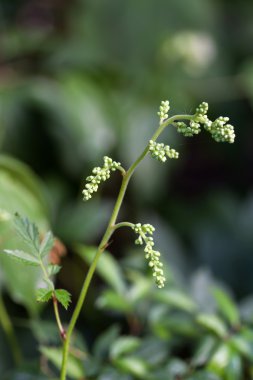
[176,121,201,137]
[148,140,179,162]
[132,223,165,288]
[157,100,170,123]
[204,117,235,143]
[174,101,235,143]
[83,156,121,201]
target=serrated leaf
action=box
[40,346,84,379]
[14,214,40,254]
[211,287,239,326]
[39,231,54,258]
[36,288,53,303]
[3,249,40,266]
[197,314,228,338]
[55,289,71,310]
[48,264,61,276]
[110,336,141,359]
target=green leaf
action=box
[191,336,218,367]
[0,155,50,314]
[76,244,126,294]
[208,344,242,379]
[93,325,120,360]
[3,249,40,266]
[197,314,228,338]
[211,287,240,325]
[110,336,141,359]
[96,290,132,313]
[113,356,149,378]
[55,289,71,310]
[153,288,197,313]
[229,334,253,360]
[36,288,53,303]
[39,231,54,258]
[40,346,84,379]
[207,343,231,375]
[14,214,40,254]
[48,264,61,276]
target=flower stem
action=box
[60,112,194,380]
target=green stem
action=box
[60,112,194,380]
[0,294,22,365]
[113,222,135,230]
[39,259,66,339]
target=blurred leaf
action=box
[153,288,197,313]
[164,358,188,377]
[39,231,54,258]
[40,346,84,379]
[3,373,50,380]
[55,289,71,310]
[110,336,141,359]
[77,244,126,294]
[207,343,231,376]
[211,286,240,326]
[31,320,61,345]
[197,314,228,338]
[229,334,253,361]
[3,250,40,266]
[96,290,131,313]
[36,288,53,303]
[225,353,242,380]
[0,155,50,314]
[135,337,168,367]
[93,325,120,360]
[98,366,131,380]
[113,356,149,379]
[191,336,218,367]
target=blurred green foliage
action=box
[0,0,253,378]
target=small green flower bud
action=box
[148,140,179,162]
[131,223,165,288]
[157,100,170,123]
[82,156,122,201]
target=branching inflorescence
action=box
[175,101,235,143]
[4,99,235,380]
[82,100,235,293]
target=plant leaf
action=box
[113,356,149,378]
[39,231,54,258]
[110,336,141,359]
[76,244,126,294]
[40,346,84,379]
[36,288,53,303]
[211,286,240,326]
[55,289,71,310]
[96,290,132,313]
[197,314,228,338]
[48,264,61,276]
[153,289,197,313]
[14,214,40,254]
[3,249,40,266]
